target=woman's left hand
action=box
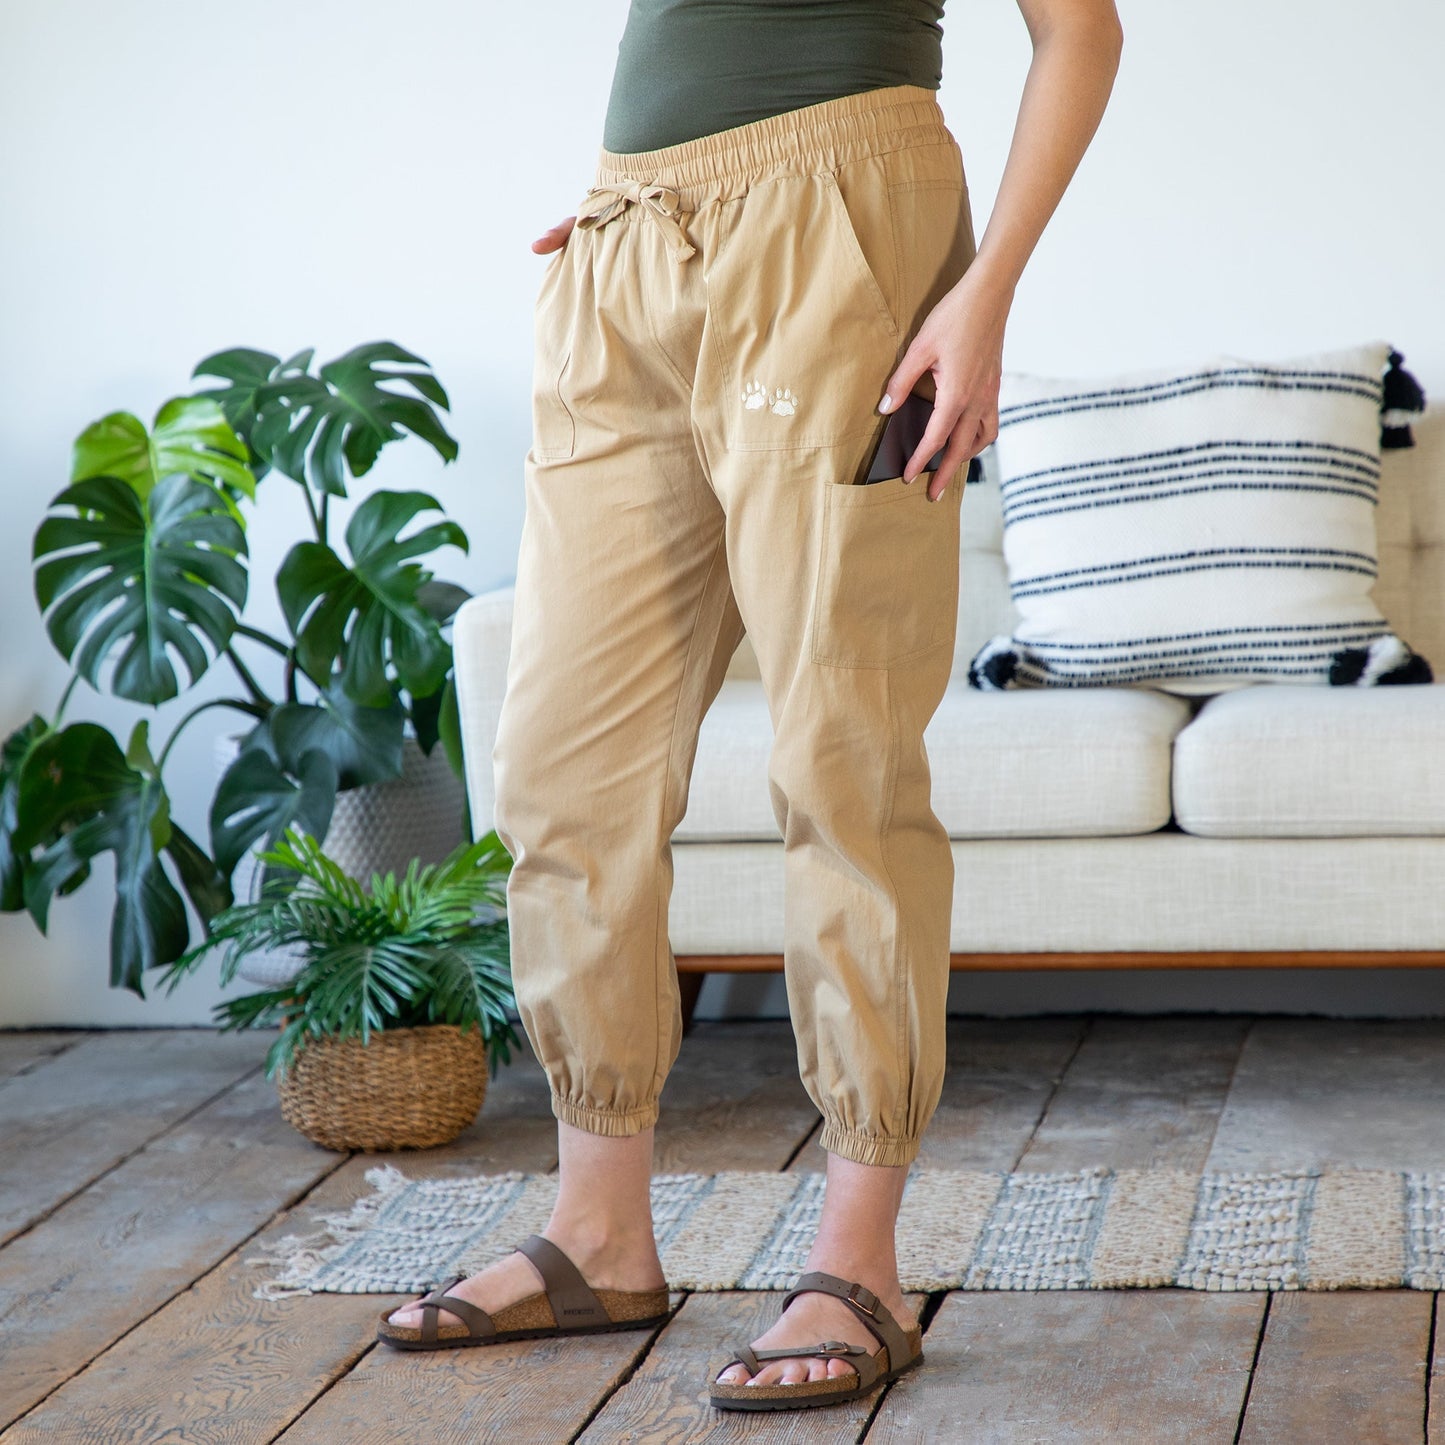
[877,268,1010,502]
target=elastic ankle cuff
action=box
[551,1094,660,1136]
[818,1123,920,1169]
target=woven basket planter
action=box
[275,1023,488,1151]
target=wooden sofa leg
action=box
[678,972,705,1036]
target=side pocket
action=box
[530,245,577,462]
[887,177,974,340]
[709,169,902,452]
[818,164,899,336]
[809,470,963,669]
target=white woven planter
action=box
[213,734,468,987]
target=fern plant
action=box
[158,827,522,1083]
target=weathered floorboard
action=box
[276,1299,681,1444]
[0,1030,267,1244]
[0,1039,561,1444]
[1239,1290,1431,1445]
[1016,1014,1249,1172]
[656,1020,823,1172]
[1206,1019,1445,1171]
[0,1031,79,1081]
[0,1070,340,1429]
[867,1289,1264,1444]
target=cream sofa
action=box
[454,407,1445,1022]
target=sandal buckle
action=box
[846,1282,879,1316]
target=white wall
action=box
[3,1,1443,1025]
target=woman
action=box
[378,0,1123,1413]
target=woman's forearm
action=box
[961,1,1125,307]
[877,0,1124,494]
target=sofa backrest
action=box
[725,402,1445,684]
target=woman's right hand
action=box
[532,217,576,254]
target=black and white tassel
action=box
[967,635,1022,690]
[1328,634,1434,685]
[1381,348,1426,449]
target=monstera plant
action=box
[0,341,474,995]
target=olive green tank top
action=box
[601,0,946,154]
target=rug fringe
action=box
[246,1162,451,1299]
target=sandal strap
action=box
[750,1339,872,1361]
[514,1233,610,1328]
[416,1274,496,1344]
[721,1342,763,1376]
[780,1270,913,1372]
[719,1338,883,1390]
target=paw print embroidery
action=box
[769,387,799,417]
[742,380,769,410]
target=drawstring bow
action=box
[574,179,697,263]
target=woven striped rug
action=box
[246,1164,1445,1300]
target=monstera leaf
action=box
[267,684,406,790]
[277,489,467,706]
[210,738,339,884]
[406,581,471,753]
[15,721,229,994]
[188,346,305,485]
[209,684,404,883]
[70,396,256,505]
[33,473,248,705]
[1,716,51,912]
[201,341,458,498]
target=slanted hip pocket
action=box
[530,244,578,462]
[809,470,963,669]
[708,163,902,453]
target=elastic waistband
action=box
[593,83,953,198]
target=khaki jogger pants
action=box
[491,83,979,1169]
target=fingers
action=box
[925,432,974,502]
[903,402,964,486]
[913,401,999,501]
[531,215,577,255]
[878,355,928,416]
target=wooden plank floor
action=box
[1,1015,1442,1443]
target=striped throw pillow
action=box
[967,340,1432,694]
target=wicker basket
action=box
[275,1023,489,1151]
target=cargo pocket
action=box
[709,162,902,453]
[809,469,963,669]
[530,243,577,462]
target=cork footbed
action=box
[708,1323,924,1410]
[375,1283,672,1349]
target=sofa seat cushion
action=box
[1173,682,1445,836]
[677,680,1193,841]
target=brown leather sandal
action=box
[708,1270,924,1412]
[374,1233,672,1351]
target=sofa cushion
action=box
[1173,682,1445,836]
[967,340,1432,694]
[677,680,1193,841]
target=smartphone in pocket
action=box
[854,391,977,483]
